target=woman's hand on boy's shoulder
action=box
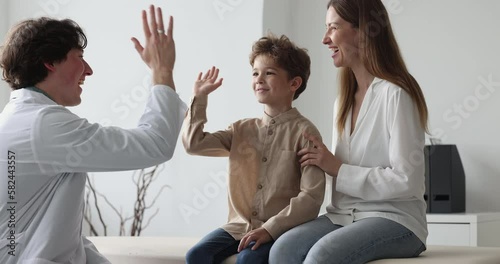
[193,66,223,96]
[237,227,272,252]
[298,132,343,176]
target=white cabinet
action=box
[426,212,500,247]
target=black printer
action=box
[424,144,466,213]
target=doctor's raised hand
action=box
[132,5,176,89]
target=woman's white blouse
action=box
[326,77,428,244]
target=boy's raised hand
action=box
[194,66,223,96]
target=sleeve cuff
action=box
[262,221,282,240]
[190,94,208,106]
[335,163,350,193]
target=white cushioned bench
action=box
[88,236,500,264]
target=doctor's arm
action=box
[32,87,186,173]
[31,5,188,174]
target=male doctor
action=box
[0,5,186,263]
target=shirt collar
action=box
[10,88,57,105]
[23,86,55,101]
[262,107,301,125]
[371,77,384,88]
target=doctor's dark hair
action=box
[249,33,311,100]
[0,17,87,90]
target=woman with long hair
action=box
[269,0,428,263]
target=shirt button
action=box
[268,130,273,135]
[257,184,263,189]
[252,211,258,216]
[262,157,267,162]
[270,120,276,124]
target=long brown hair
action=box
[328,0,428,135]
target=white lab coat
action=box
[326,77,428,244]
[0,86,187,263]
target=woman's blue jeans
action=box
[186,228,273,264]
[269,216,425,264]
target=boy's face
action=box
[252,55,296,109]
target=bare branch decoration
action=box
[84,164,169,236]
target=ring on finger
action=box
[157,29,165,34]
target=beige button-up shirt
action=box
[183,95,325,240]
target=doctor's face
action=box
[52,49,93,106]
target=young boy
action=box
[183,34,325,264]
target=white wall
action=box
[388,0,500,212]
[294,0,500,213]
[262,0,293,36]
[0,0,10,108]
